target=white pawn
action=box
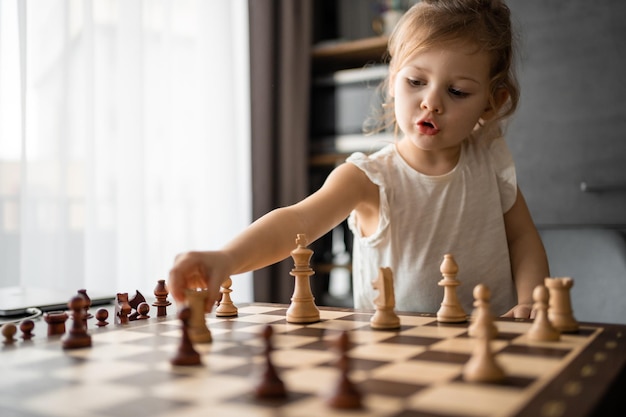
[462,283,504,383]
[527,285,560,342]
[216,277,238,317]
[463,334,505,382]
[468,284,498,339]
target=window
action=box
[0,0,252,302]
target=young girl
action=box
[168,0,549,318]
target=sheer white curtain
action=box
[0,0,253,301]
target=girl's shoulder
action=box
[465,136,517,211]
[464,136,513,165]
[346,143,398,187]
[346,143,396,163]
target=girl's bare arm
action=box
[502,188,550,318]
[168,162,377,305]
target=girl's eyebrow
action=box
[407,65,482,85]
[455,76,482,85]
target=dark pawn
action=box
[20,319,35,340]
[95,309,109,327]
[2,322,17,344]
[255,325,287,399]
[137,302,150,320]
[326,331,362,410]
[170,307,202,366]
[62,295,92,349]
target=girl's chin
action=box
[406,135,443,151]
[402,136,464,155]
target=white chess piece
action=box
[527,284,560,342]
[545,277,579,333]
[185,289,212,343]
[436,254,467,323]
[370,267,401,329]
[286,234,320,324]
[462,329,505,383]
[468,284,498,339]
[216,277,238,317]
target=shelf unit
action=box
[309,35,388,167]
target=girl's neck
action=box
[396,139,462,176]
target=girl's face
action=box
[391,42,494,154]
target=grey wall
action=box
[507,1,626,323]
[507,1,626,228]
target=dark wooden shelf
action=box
[312,36,388,74]
[312,262,352,274]
[309,153,351,168]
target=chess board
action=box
[1,303,625,417]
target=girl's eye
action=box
[449,88,470,98]
[407,78,424,87]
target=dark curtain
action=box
[248,0,313,303]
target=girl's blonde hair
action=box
[365,0,520,141]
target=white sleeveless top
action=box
[347,137,518,315]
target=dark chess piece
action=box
[255,325,287,399]
[77,289,93,319]
[95,309,109,327]
[2,323,17,344]
[115,293,132,324]
[326,331,362,410]
[20,319,35,340]
[128,291,147,321]
[153,279,171,317]
[170,307,202,366]
[62,295,92,349]
[137,302,150,320]
[44,311,68,336]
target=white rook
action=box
[545,277,579,333]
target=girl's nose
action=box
[421,89,443,114]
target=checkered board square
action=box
[0,304,624,417]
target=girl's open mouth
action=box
[418,120,440,135]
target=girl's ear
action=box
[482,88,509,120]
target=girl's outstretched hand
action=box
[168,251,233,313]
[502,303,534,319]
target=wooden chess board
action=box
[1,303,625,417]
